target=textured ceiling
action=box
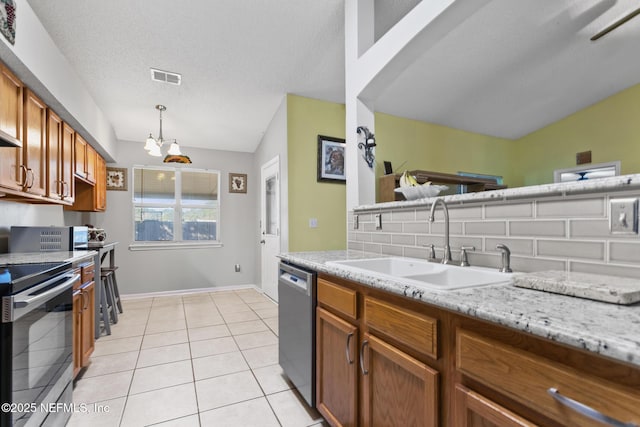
[26,0,640,153]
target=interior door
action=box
[260,156,280,301]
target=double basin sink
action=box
[326,257,513,291]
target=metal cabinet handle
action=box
[345,332,354,365]
[547,388,638,427]
[26,168,34,189]
[359,340,369,375]
[18,165,28,187]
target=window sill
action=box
[128,242,223,251]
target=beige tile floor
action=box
[70,289,327,427]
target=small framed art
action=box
[106,167,128,191]
[229,173,247,194]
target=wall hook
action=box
[356,126,376,168]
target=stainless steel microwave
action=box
[9,226,89,252]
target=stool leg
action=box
[99,279,111,335]
[111,272,123,313]
[106,274,118,324]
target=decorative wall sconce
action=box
[356,126,376,168]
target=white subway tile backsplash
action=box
[569,219,611,238]
[465,221,506,236]
[391,210,416,221]
[570,261,640,280]
[447,206,483,220]
[485,203,533,218]
[381,245,403,256]
[347,191,640,279]
[510,221,566,237]
[430,221,463,236]
[363,243,382,253]
[371,234,392,244]
[537,240,605,260]
[511,257,567,273]
[403,246,430,260]
[391,234,416,246]
[609,242,640,264]
[402,222,429,234]
[537,197,605,218]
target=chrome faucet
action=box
[496,244,513,273]
[429,198,452,264]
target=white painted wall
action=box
[252,96,288,285]
[96,141,257,295]
[0,0,117,160]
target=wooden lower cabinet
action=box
[454,385,538,427]
[361,333,438,427]
[73,262,96,377]
[316,307,358,427]
[315,273,640,427]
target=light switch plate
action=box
[610,198,638,234]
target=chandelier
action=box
[144,104,191,163]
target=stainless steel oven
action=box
[1,262,78,427]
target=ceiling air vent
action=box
[150,68,182,85]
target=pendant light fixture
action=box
[144,104,192,163]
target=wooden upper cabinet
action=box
[0,63,23,146]
[61,123,75,203]
[46,110,75,204]
[74,133,96,184]
[95,154,106,211]
[0,64,24,190]
[22,89,47,196]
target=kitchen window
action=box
[132,166,220,248]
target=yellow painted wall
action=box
[287,95,346,251]
[374,112,518,192]
[515,83,640,186]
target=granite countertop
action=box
[279,250,640,368]
[0,250,97,266]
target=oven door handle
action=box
[8,273,79,321]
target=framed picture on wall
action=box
[317,135,346,183]
[106,167,128,191]
[229,173,248,193]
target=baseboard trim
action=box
[121,284,262,300]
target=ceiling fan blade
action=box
[591,6,640,40]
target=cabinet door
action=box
[86,143,96,184]
[95,154,106,211]
[74,134,87,179]
[361,333,438,427]
[317,307,358,427]
[454,385,538,427]
[23,89,47,196]
[61,123,75,203]
[72,290,83,378]
[0,64,23,190]
[46,110,62,200]
[80,282,95,366]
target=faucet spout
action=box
[429,198,452,264]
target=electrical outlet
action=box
[234,264,241,272]
[309,218,318,228]
[353,214,359,230]
[375,213,382,230]
[610,198,638,234]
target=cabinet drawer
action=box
[364,297,438,359]
[317,278,357,320]
[80,262,95,284]
[457,330,640,427]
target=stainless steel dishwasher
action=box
[278,261,317,408]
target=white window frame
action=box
[129,165,222,251]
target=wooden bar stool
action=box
[100,269,118,324]
[101,266,123,314]
[98,273,112,335]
